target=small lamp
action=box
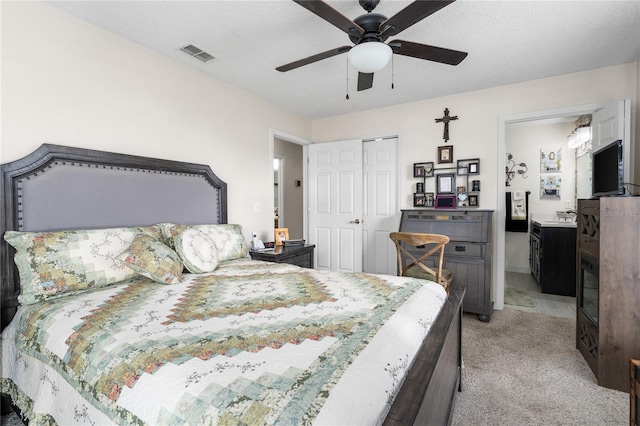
[347,42,392,73]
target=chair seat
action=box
[389,232,453,292]
[404,267,453,285]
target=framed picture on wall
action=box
[413,193,426,207]
[469,194,479,207]
[413,163,425,177]
[438,146,454,164]
[469,161,480,174]
[436,173,455,194]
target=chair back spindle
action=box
[389,232,453,292]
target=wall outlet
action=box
[565,200,571,209]
[254,202,262,212]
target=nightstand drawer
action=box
[283,252,312,268]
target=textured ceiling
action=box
[48,0,640,119]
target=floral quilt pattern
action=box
[2,260,446,425]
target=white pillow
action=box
[171,224,249,264]
[174,228,219,273]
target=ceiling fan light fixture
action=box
[347,42,392,73]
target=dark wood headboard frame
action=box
[1,144,227,329]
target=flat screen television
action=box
[592,139,624,198]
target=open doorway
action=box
[503,116,579,318]
[496,100,631,311]
[273,140,303,238]
[270,130,311,241]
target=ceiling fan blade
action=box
[381,0,455,38]
[276,46,351,72]
[294,0,364,37]
[357,72,374,91]
[390,40,467,65]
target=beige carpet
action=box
[452,308,627,425]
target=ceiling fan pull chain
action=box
[391,55,395,89]
[346,58,350,100]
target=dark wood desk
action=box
[250,245,315,269]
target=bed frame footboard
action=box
[384,281,465,426]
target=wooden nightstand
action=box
[250,245,315,269]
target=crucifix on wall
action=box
[435,108,458,142]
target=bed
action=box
[1,144,464,425]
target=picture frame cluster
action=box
[413,149,481,209]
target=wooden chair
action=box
[389,232,453,292]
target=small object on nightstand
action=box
[283,239,304,247]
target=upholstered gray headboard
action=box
[1,144,227,328]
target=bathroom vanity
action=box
[529,214,577,296]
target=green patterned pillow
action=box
[170,224,249,263]
[155,222,178,248]
[117,234,183,284]
[4,226,163,305]
[174,228,219,273]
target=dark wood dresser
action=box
[576,197,640,392]
[250,245,315,269]
[399,209,493,321]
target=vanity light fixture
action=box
[567,115,592,149]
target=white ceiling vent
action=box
[179,44,215,63]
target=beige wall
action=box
[312,63,637,212]
[0,1,311,241]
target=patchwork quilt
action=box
[1,259,447,425]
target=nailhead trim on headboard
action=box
[15,160,220,230]
[1,144,228,330]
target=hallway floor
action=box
[505,271,576,319]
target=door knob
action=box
[350,219,361,224]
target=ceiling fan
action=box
[276,0,468,91]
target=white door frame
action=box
[269,129,311,240]
[274,154,285,227]
[496,100,630,310]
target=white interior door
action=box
[308,140,363,272]
[363,138,398,275]
[591,99,632,184]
